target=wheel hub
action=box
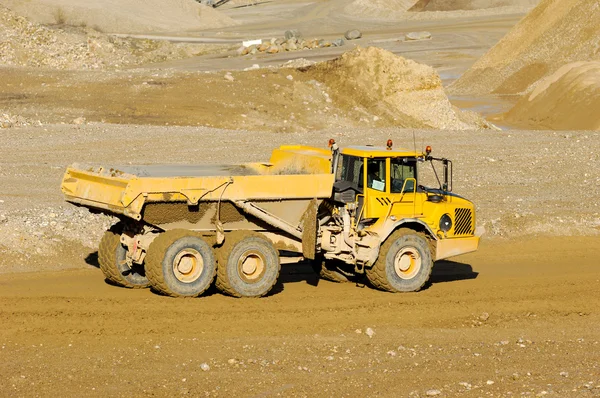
[238,252,265,282]
[173,249,204,283]
[393,247,421,280]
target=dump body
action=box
[62,145,334,223]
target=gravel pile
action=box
[0,112,42,128]
[0,205,115,260]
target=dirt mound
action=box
[409,0,539,12]
[306,47,492,130]
[450,0,600,95]
[503,62,600,130]
[0,0,237,33]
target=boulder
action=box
[344,29,362,40]
[406,31,432,41]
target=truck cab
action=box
[321,140,480,292]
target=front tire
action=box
[98,223,149,289]
[216,231,280,298]
[145,230,217,298]
[366,229,433,292]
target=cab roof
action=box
[342,145,424,158]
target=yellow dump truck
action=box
[61,140,479,298]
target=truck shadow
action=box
[85,251,477,296]
[429,260,478,284]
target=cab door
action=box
[363,158,392,219]
[387,157,424,218]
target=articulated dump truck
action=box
[61,140,480,298]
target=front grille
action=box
[454,208,474,235]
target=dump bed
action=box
[61,145,335,222]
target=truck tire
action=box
[216,231,280,298]
[145,230,216,298]
[311,257,350,283]
[98,223,149,289]
[365,228,432,293]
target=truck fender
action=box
[379,218,437,243]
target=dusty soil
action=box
[0,47,493,133]
[1,237,600,397]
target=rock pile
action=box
[0,112,41,128]
[237,30,346,56]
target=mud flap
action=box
[301,199,318,260]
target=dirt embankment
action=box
[0,5,232,70]
[503,62,600,131]
[410,0,539,12]
[449,0,600,96]
[344,0,538,19]
[0,0,237,33]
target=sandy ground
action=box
[1,236,600,397]
[2,0,600,396]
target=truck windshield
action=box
[337,155,364,188]
[391,157,417,193]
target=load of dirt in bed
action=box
[0,0,237,34]
[450,0,600,96]
[306,46,492,130]
[502,62,600,131]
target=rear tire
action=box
[98,223,149,289]
[145,230,216,298]
[365,228,432,292]
[216,231,280,298]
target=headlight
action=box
[439,214,452,232]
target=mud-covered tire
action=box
[365,228,433,293]
[216,231,280,298]
[311,257,351,283]
[98,223,149,289]
[145,230,216,298]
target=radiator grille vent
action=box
[454,208,474,235]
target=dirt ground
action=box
[1,0,600,396]
[1,237,600,397]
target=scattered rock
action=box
[365,327,375,338]
[332,38,346,47]
[406,31,432,41]
[344,29,362,40]
[72,117,86,125]
[286,75,294,81]
[224,73,235,82]
[200,363,210,371]
[426,389,441,396]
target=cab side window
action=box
[391,158,416,193]
[338,155,364,188]
[367,158,386,192]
